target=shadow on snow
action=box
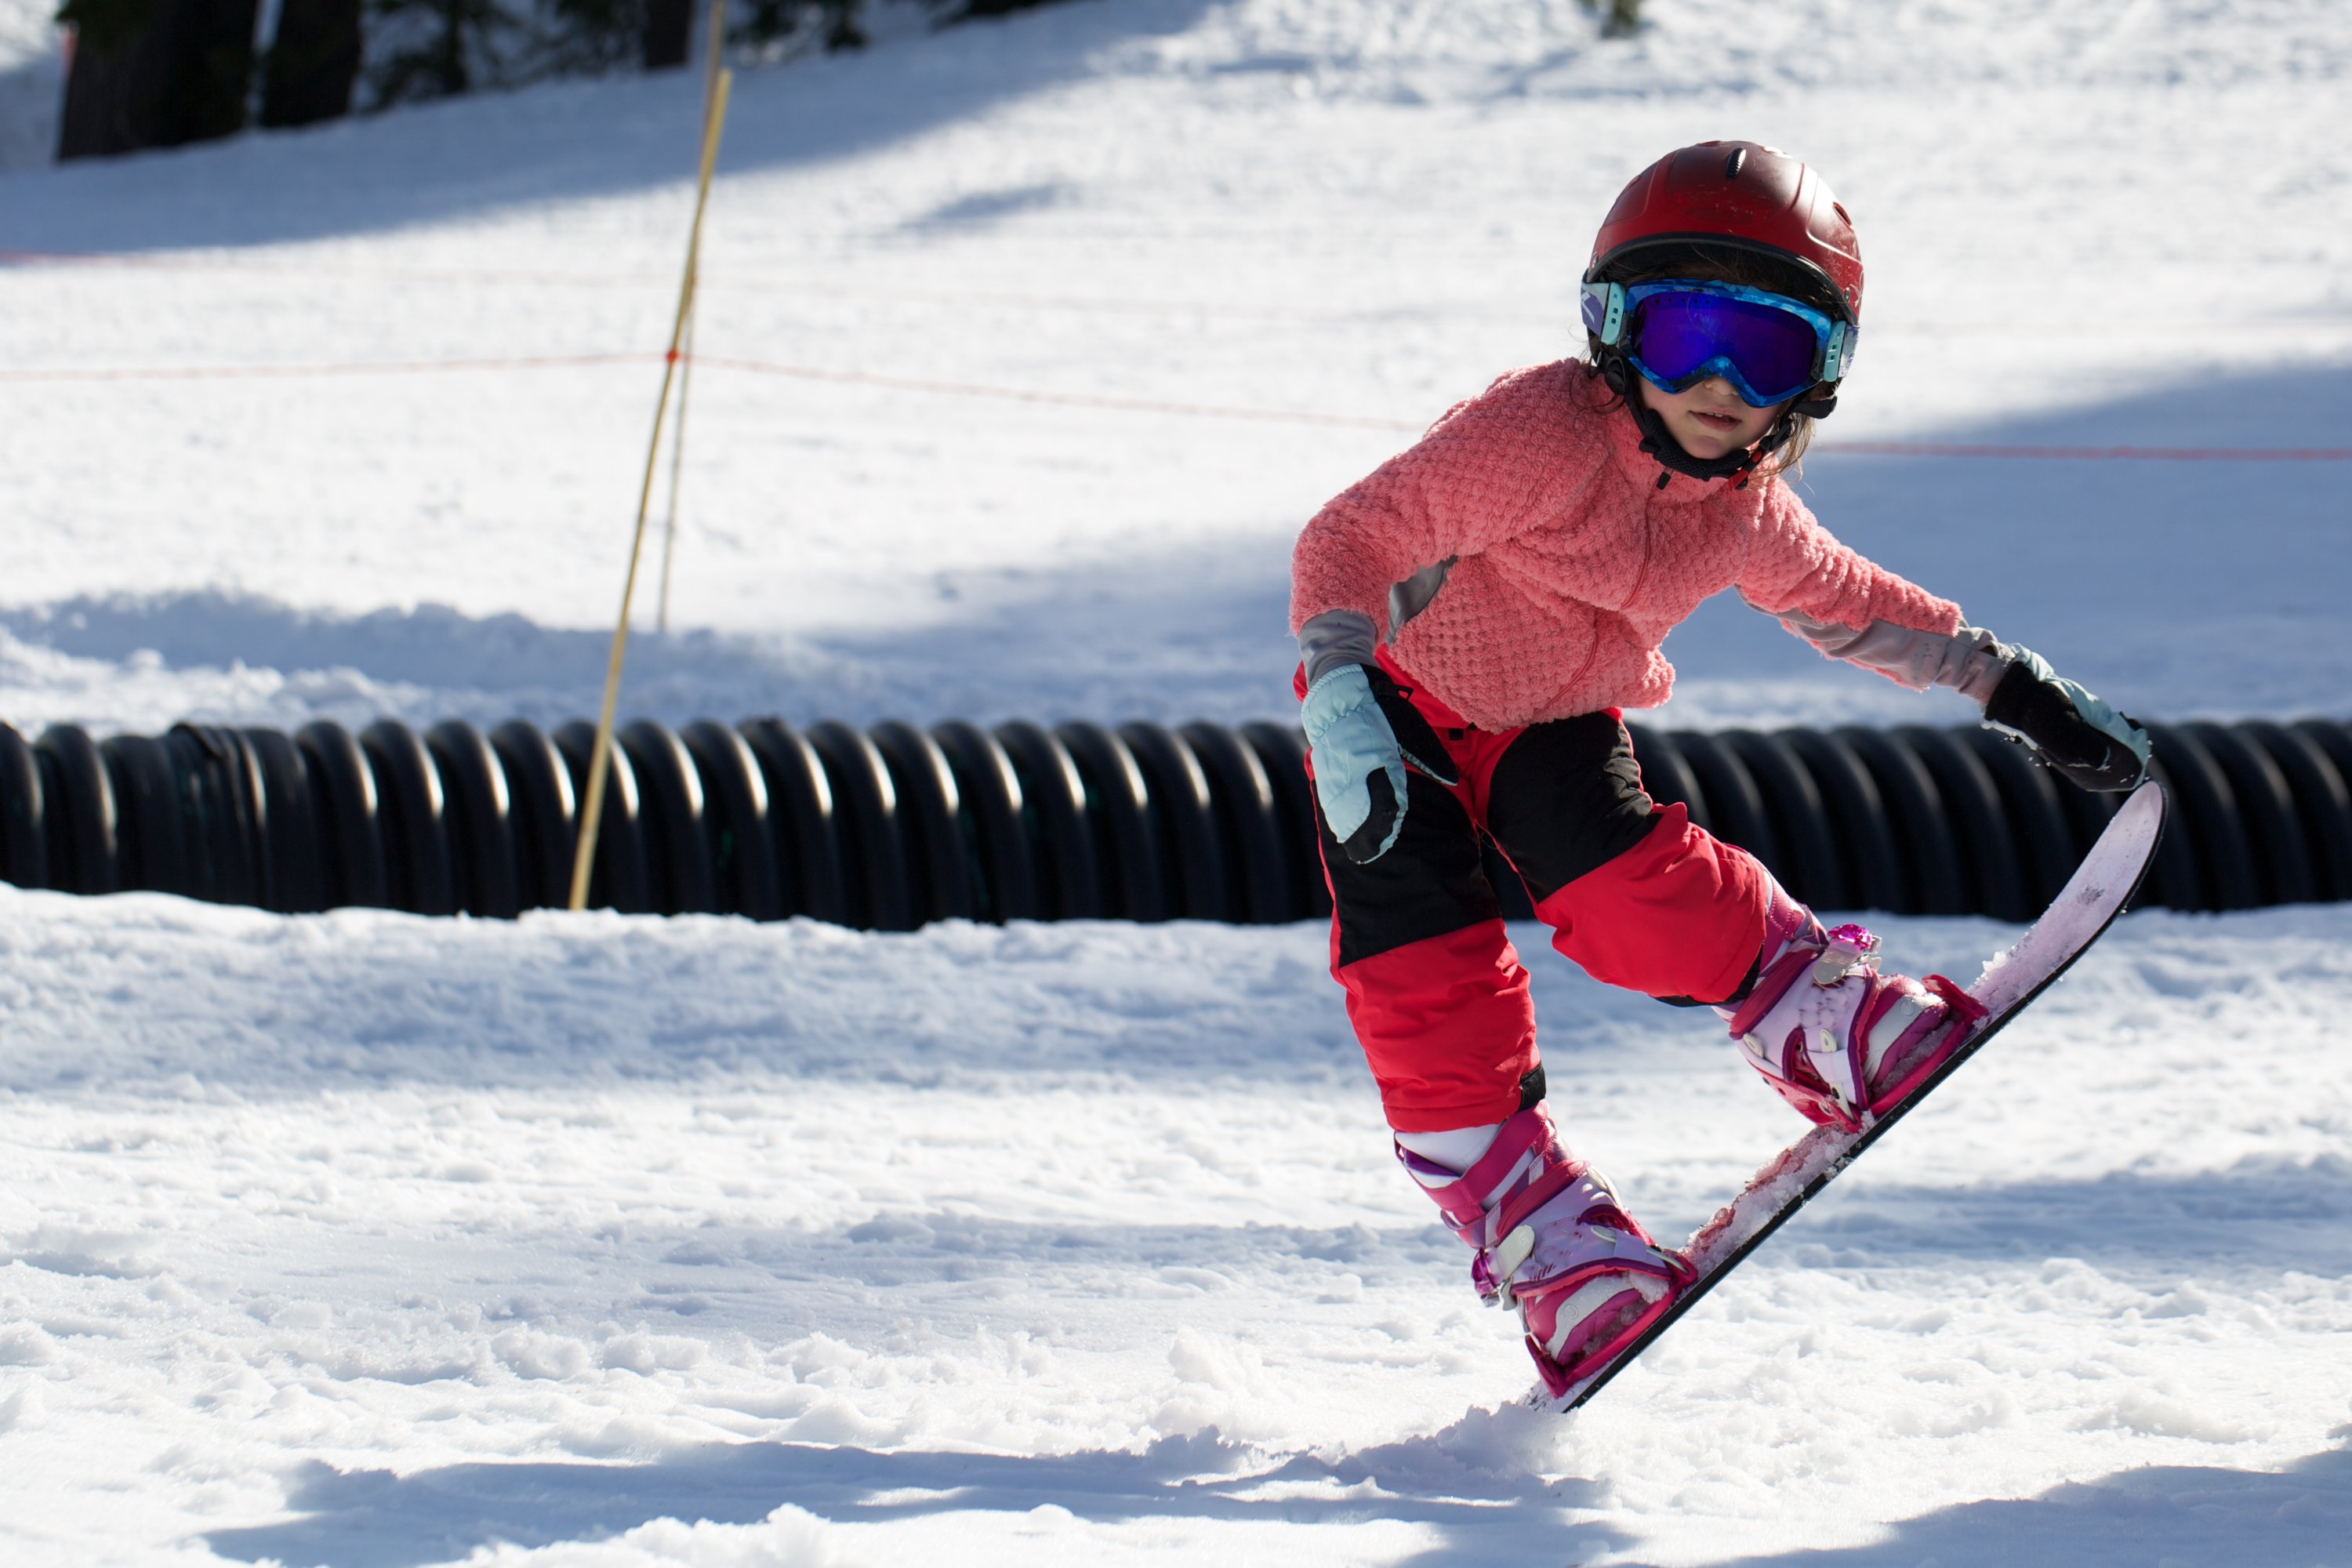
[1660,359,2352,725]
[0,531,1301,733]
[204,1421,1628,1568]
[4,365,2347,732]
[1787,1153,2352,1281]
[1718,1445,2352,1568]
[198,1431,2352,1568]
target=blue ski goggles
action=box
[1581,278,1857,408]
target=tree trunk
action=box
[643,0,691,69]
[258,0,361,128]
[58,0,260,160]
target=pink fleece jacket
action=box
[1289,360,1962,731]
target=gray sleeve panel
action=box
[1772,606,2013,703]
[1298,609,1381,689]
[1387,556,1457,639]
[1300,553,1454,689]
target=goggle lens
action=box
[1628,289,1826,408]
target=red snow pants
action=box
[1303,652,1772,1133]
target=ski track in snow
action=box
[2,0,2350,1562]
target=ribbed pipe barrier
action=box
[2,715,2349,927]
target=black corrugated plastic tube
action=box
[2,716,2347,926]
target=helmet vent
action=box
[1724,147,1748,180]
[1832,201,1852,223]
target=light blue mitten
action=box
[1301,663,1460,863]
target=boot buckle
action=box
[1811,923,1879,985]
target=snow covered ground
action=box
[5,890,2350,1565]
[4,0,2350,734]
[2,0,2350,1563]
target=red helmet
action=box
[1585,141,1863,325]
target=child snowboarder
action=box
[1289,141,2149,1397]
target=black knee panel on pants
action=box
[1318,768,1501,969]
[1483,713,1659,905]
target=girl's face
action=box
[1634,376,1789,461]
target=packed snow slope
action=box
[2,0,2349,735]
[5,891,2351,1566]
[2,1,2351,1564]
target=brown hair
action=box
[1582,242,1831,480]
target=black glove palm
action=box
[1984,657,2151,793]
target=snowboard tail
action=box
[1546,779,2168,1414]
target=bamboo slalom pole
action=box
[700,0,725,105]
[655,0,730,637]
[568,65,735,913]
[655,303,695,634]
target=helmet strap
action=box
[1621,368,1764,487]
[1600,345,1839,489]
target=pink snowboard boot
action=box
[1722,896,1988,1133]
[1398,1105,1692,1398]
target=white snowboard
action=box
[1547,779,2169,1414]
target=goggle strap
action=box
[1581,280,1628,347]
